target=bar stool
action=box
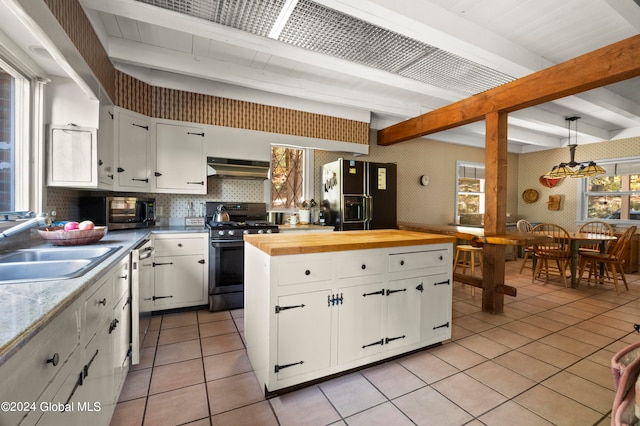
[453,244,483,295]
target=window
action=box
[0,56,34,213]
[455,161,485,223]
[271,145,306,209]
[580,158,640,223]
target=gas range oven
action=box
[205,202,279,311]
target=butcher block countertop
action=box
[244,229,455,256]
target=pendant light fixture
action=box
[544,116,606,178]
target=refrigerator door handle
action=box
[366,195,373,222]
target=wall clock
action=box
[420,175,430,186]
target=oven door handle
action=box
[211,239,244,245]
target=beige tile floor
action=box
[110,261,640,426]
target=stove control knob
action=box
[228,230,235,236]
[218,230,225,236]
[266,229,272,234]
[257,229,264,234]
[243,229,249,234]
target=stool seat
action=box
[454,244,483,296]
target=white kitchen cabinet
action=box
[275,291,332,381]
[111,257,131,399]
[46,124,98,188]
[113,107,150,191]
[145,233,208,311]
[245,241,453,395]
[97,106,115,188]
[153,123,206,194]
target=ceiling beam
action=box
[377,34,640,145]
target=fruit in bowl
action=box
[64,221,79,231]
[78,220,95,230]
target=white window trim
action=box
[576,155,640,226]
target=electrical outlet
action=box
[157,206,164,217]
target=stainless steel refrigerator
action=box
[320,159,397,231]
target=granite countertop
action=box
[0,226,207,366]
[244,229,455,256]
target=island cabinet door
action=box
[419,273,453,342]
[275,291,332,380]
[337,282,385,364]
[385,277,422,350]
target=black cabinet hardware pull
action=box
[123,297,131,310]
[385,335,406,344]
[117,167,125,173]
[152,295,173,300]
[108,111,113,119]
[107,174,114,179]
[198,259,206,264]
[132,123,149,130]
[386,288,407,296]
[98,159,103,166]
[362,289,384,297]
[98,298,107,306]
[329,293,344,306]
[155,172,162,177]
[153,262,174,267]
[47,353,60,367]
[275,304,305,313]
[187,181,205,185]
[400,260,405,266]
[64,371,84,408]
[109,318,119,334]
[84,349,99,378]
[274,360,303,373]
[433,322,450,330]
[362,339,384,348]
[187,132,205,136]
[416,283,424,292]
[361,264,366,270]
[439,255,444,260]
[131,178,149,182]
[434,279,451,286]
[304,269,311,275]
[119,274,128,280]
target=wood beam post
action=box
[482,111,508,314]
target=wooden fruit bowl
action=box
[38,226,108,246]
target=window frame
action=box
[576,156,640,226]
[0,55,41,218]
[269,144,314,211]
[455,160,485,223]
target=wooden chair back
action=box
[532,223,571,258]
[579,221,614,251]
[608,226,638,259]
[516,219,533,233]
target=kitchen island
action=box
[243,229,455,395]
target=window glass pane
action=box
[582,162,640,223]
[271,146,304,209]
[0,68,14,211]
[587,176,621,192]
[458,194,481,214]
[587,196,622,219]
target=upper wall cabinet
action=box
[47,124,98,188]
[153,123,206,194]
[97,106,114,189]
[112,107,151,192]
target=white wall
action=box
[46,76,99,128]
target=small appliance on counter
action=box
[78,196,156,230]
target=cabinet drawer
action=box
[338,254,383,278]
[389,250,448,272]
[154,236,205,253]
[84,275,113,342]
[278,258,332,286]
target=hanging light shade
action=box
[543,116,606,178]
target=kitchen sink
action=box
[0,246,121,284]
[0,246,116,263]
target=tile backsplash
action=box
[46,176,266,227]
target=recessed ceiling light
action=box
[28,45,53,59]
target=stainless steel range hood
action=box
[207,157,270,180]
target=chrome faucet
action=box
[0,212,51,240]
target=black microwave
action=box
[79,196,156,229]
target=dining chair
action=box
[531,223,571,287]
[577,225,637,295]
[578,220,614,254]
[516,219,534,273]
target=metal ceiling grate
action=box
[136,0,514,95]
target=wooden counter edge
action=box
[399,222,551,246]
[244,230,455,256]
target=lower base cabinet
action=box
[245,242,453,395]
[0,256,131,426]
